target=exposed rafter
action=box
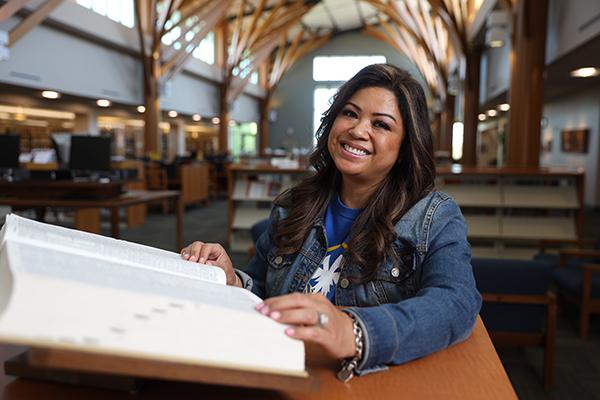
[6,0,63,47]
[0,0,30,25]
[224,0,318,104]
[365,0,454,100]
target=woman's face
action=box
[327,86,405,186]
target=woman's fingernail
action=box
[261,305,270,315]
[285,328,295,336]
[270,311,280,320]
[199,257,205,263]
[255,303,264,310]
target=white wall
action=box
[479,41,511,103]
[0,1,263,116]
[0,17,142,105]
[546,0,600,63]
[541,87,600,206]
[161,73,219,116]
[269,32,428,150]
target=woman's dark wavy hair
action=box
[273,64,435,280]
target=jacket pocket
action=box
[370,248,418,304]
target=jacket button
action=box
[340,278,350,289]
[391,267,400,278]
[274,256,283,265]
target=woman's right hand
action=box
[180,241,239,287]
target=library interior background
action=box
[1,0,600,398]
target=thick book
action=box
[0,215,311,390]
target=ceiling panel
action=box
[329,5,363,31]
[302,2,336,29]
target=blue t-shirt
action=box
[304,196,362,301]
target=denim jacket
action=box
[236,191,482,375]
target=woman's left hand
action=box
[257,293,357,360]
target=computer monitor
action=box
[0,134,20,169]
[69,135,112,172]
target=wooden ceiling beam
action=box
[9,0,63,47]
[163,0,210,37]
[0,0,29,25]
[228,0,248,67]
[249,2,309,54]
[162,0,231,81]
[232,0,268,69]
[269,34,290,88]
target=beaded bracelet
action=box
[337,312,364,383]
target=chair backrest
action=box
[250,219,270,244]
[145,165,168,190]
[472,258,552,333]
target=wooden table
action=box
[0,318,516,400]
[0,190,183,250]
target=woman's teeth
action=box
[343,143,367,156]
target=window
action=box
[75,0,135,28]
[192,31,215,65]
[162,12,215,65]
[312,55,386,146]
[312,55,386,81]
[313,86,339,145]
[230,122,258,158]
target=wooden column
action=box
[431,112,441,152]
[259,93,271,156]
[143,54,161,155]
[440,94,455,153]
[217,20,229,153]
[506,0,548,167]
[462,46,482,166]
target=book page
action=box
[0,241,305,376]
[1,214,225,285]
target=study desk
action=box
[0,318,517,400]
[0,190,183,250]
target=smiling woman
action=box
[181,64,481,381]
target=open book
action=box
[0,214,306,385]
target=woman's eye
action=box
[342,109,358,118]
[373,120,391,131]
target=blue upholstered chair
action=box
[472,258,556,390]
[537,239,600,340]
[247,218,270,259]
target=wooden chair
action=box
[144,165,169,213]
[472,258,556,390]
[535,239,600,340]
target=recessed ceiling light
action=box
[192,114,201,121]
[498,103,510,111]
[571,67,600,78]
[168,110,178,118]
[211,117,220,124]
[486,109,497,117]
[137,105,146,113]
[478,113,487,121]
[96,99,111,107]
[41,90,60,99]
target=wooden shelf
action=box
[464,215,501,238]
[502,216,577,240]
[440,185,502,207]
[227,164,308,252]
[231,208,272,230]
[471,246,539,260]
[502,186,579,209]
[232,196,275,202]
[439,168,584,255]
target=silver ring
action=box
[317,312,329,327]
